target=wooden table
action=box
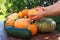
[8,31,60,40]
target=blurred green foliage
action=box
[4,0,58,17]
[0,0,60,31]
[5,0,57,13]
[0,0,7,14]
[0,0,6,20]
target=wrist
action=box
[43,6,54,17]
[41,7,48,17]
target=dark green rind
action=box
[6,26,32,39]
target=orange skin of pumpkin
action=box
[14,18,37,36]
[5,19,15,27]
[28,9,38,19]
[5,13,18,27]
[28,24,37,36]
[14,18,30,28]
[7,13,18,19]
[18,9,30,18]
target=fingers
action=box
[28,13,37,16]
[28,11,41,20]
[35,6,45,11]
[28,14,37,20]
[28,6,45,20]
[31,16,38,20]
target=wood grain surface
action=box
[8,31,60,40]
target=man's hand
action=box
[28,6,45,20]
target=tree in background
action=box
[0,0,7,14]
[0,0,7,20]
[5,0,57,13]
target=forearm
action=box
[44,1,60,17]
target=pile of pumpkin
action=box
[4,7,56,39]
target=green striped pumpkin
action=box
[35,18,56,33]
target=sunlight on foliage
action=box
[0,0,7,13]
[0,0,7,20]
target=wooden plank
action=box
[8,32,60,40]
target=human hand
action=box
[28,6,45,20]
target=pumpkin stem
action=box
[30,20,35,24]
[14,16,20,21]
[24,16,27,18]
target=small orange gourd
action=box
[5,13,19,27]
[18,9,30,18]
[28,9,38,19]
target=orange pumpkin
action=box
[18,9,30,18]
[27,24,37,36]
[28,9,38,19]
[7,13,19,19]
[14,18,37,36]
[14,18,30,28]
[5,19,15,27]
[18,12,22,18]
[5,13,19,27]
